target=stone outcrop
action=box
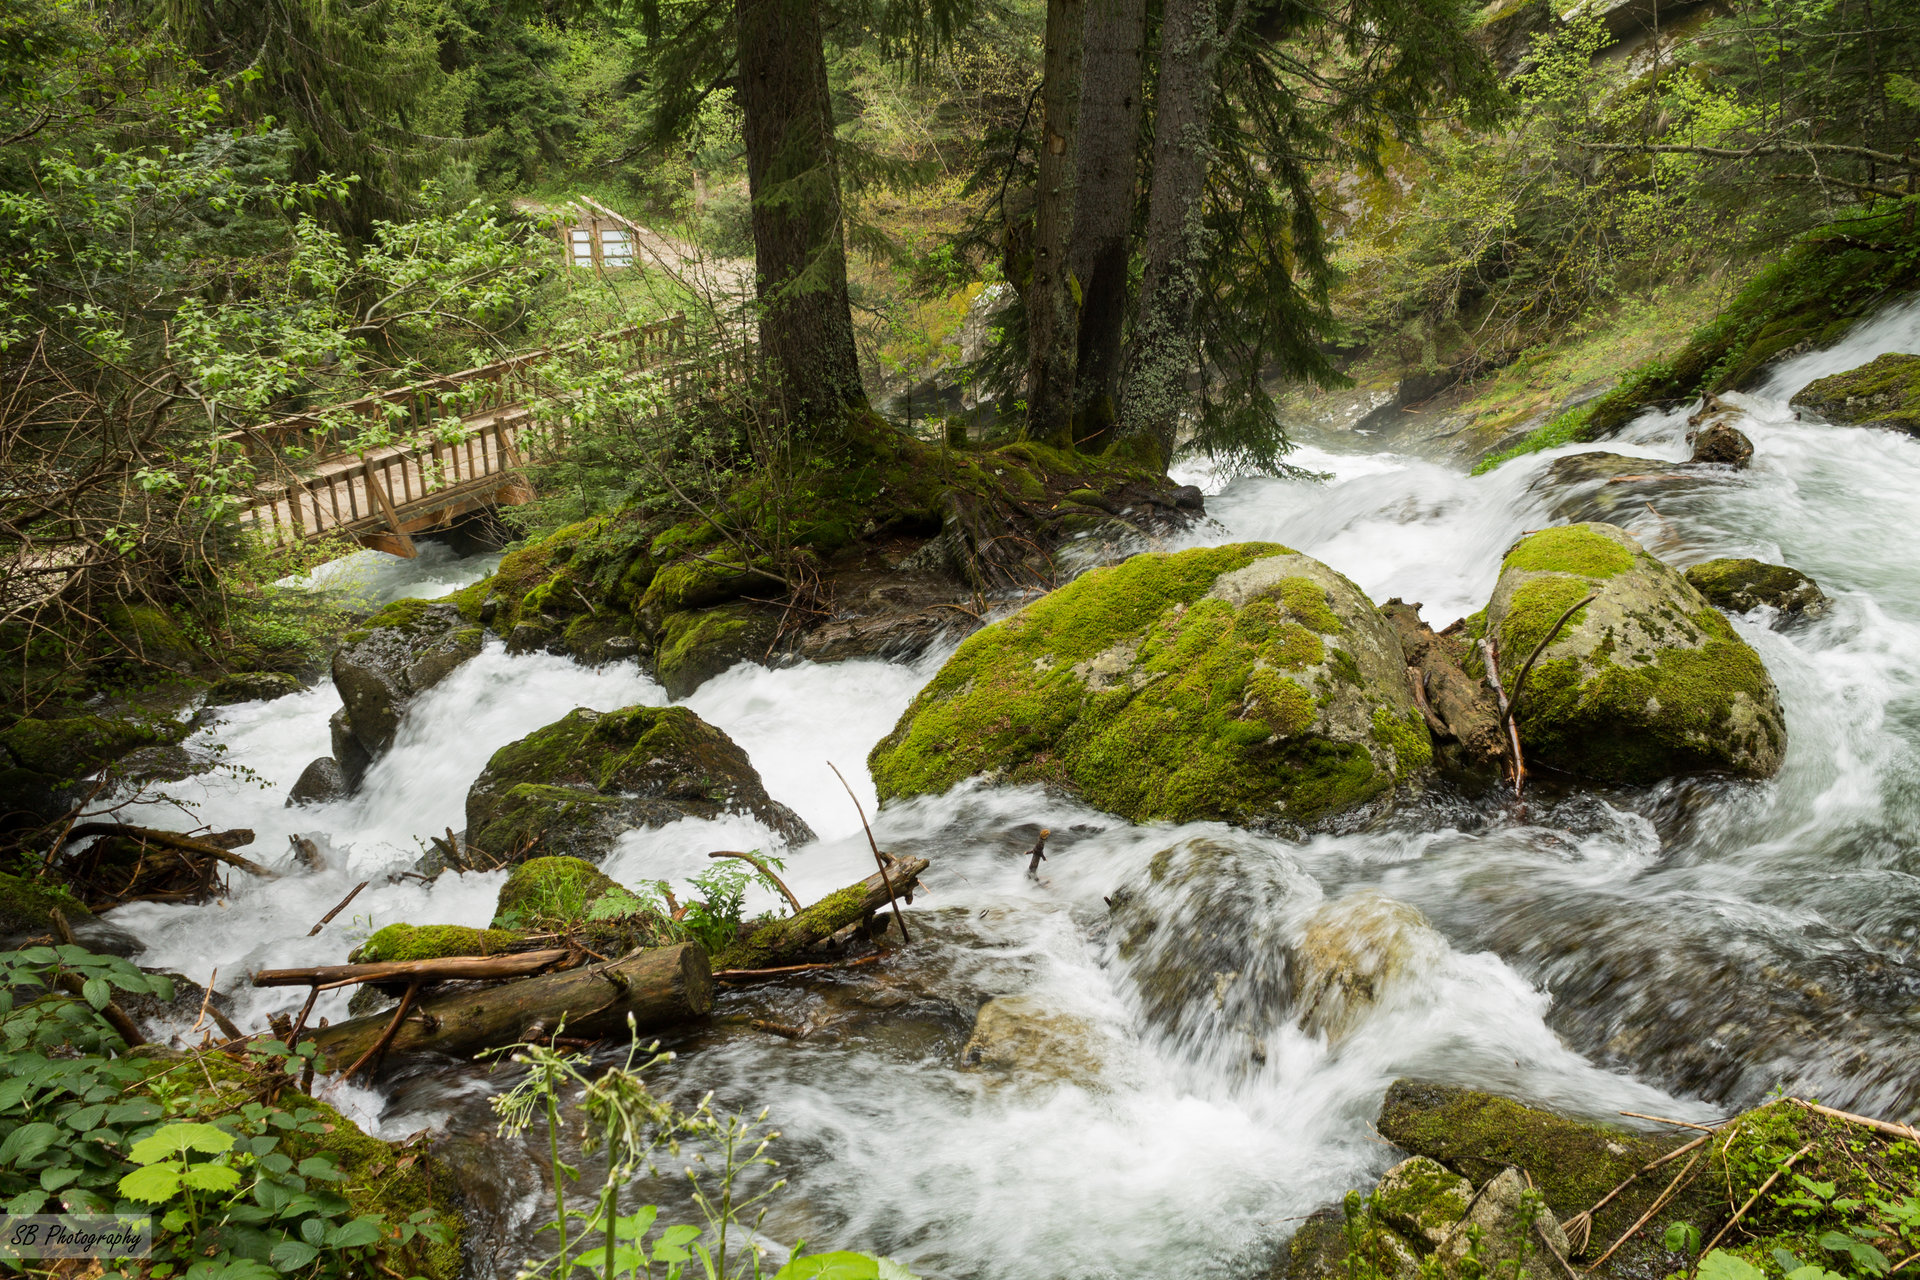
[1684,557,1829,618]
[1480,523,1785,782]
[464,706,812,863]
[959,995,1104,1083]
[869,544,1433,829]
[0,713,191,828]
[1790,351,1920,434]
[286,757,347,806]
[331,595,484,773]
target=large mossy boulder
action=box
[465,706,813,863]
[331,594,485,762]
[1789,351,1920,434]
[1482,523,1785,782]
[868,544,1433,828]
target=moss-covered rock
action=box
[331,593,486,760]
[1483,522,1785,782]
[1789,351,1920,434]
[206,670,306,705]
[1684,558,1829,618]
[348,923,527,964]
[0,713,190,826]
[0,871,93,937]
[465,706,813,863]
[1373,1156,1472,1249]
[869,544,1431,827]
[1378,1081,1686,1248]
[654,602,782,698]
[491,855,624,929]
[490,855,679,956]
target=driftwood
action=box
[252,949,573,989]
[716,856,929,970]
[306,941,713,1069]
[1380,600,1505,781]
[64,822,278,887]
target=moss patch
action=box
[0,713,187,784]
[492,856,623,929]
[0,871,93,936]
[1790,351,1920,433]
[1501,525,1634,579]
[349,924,525,964]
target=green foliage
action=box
[488,1030,915,1278]
[0,947,452,1277]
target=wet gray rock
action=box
[329,710,374,791]
[332,597,484,760]
[1688,420,1754,467]
[206,671,306,705]
[1684,558,1828,619]
[118,971,235,1043]
[287,757,347,806]
[959,994,1103,1083]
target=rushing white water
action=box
[88,304,1920,1276]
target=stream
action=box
[97,302,1920,1278]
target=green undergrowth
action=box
[1369,1080,1920,1280]
[0,945,459,1279]
[481,414,1169,669]
[1475,211,1920,472]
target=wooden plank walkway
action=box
[230,316,706,557]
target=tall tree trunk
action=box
[1068,0,1148,449]
[737,0,866,425]
[1118,0,1243,469]
[1023,0,1086,447]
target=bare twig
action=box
[307,880,368,936]
[826,761,910,945]
[339,980,421,1083]
[1506,594,1596,729]
[1586,1147,1705,1271]
[1696,1143,1816,1261]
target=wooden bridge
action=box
[228,316,709,558]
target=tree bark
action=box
[251,950,572,989]
[1068,0,1148,448]
[1023,0,1087,446]
[713,856,928,970]
[1118,0,1244,468]
[736,0,865,424]
[307,941,713,1067]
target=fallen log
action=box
[713,856,929,971]
[64,823,278,878]
[251,949,573,989]
[306,941,713,1069]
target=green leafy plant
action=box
[488,1016,914,1278]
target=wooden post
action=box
[361,459,417,558]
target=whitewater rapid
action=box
[97,301,1920,1277]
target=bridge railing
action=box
[232,314,733,547]
[224,314,689,466]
